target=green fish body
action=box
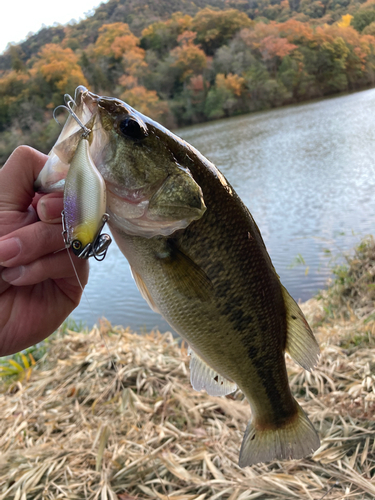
[36,86,320,466]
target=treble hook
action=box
[53,94,91,138]
[61,210,112,261]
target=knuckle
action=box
[9,145,36,162]
[7,145,48,170]
[28,221,62,258]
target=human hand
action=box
[0,146,89,356]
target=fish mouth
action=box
[107,183,154,204]
[34,86,153,198]
[34,86,205,239]
[34,87,101,192]
[96,94,133,115]
[106,185,149,220]
[106,182,204,238]
[76,86,99,112]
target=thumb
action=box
[0,146,48,213]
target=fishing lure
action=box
[57,94,112,261]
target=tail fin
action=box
[239,402,320,467]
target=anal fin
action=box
[188,346,237,397]
[282,286,320,371]
[130,267,160,314]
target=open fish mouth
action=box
[106,181,205,238]
[34,86,99,192]
[35,85,154,198]
[35,86,207,239]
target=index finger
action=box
[0,146,48,212]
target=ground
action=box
[0,238,374,499]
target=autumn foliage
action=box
[1,2,375,162]
[32,44,88,99]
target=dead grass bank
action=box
[0,238,375,499]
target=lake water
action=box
[70,88,375,332]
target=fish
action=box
[36,85,320,467]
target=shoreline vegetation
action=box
[0,237,374,498]
[2,0,375,163]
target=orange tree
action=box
[31,44,88,107]
[191,7,253,55]
[89,22,147,92]
[140,12,192,56]
[0,70,31,132]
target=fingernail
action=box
[38,199,48,220]
[2,266,24,283]
[0,238,21,264]
[39,197,63,223]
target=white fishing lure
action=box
[42,92,113,261]
[62,136,111,260]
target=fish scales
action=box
[111,144,293,427]
[35,86,321,466]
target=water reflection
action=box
[71,88,375,331]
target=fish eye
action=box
[118,116,147,141]
[72,240,82,255]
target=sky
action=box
[0,0,103,54]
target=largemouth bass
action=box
[36,86,320,467]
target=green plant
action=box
[0,352,36,381]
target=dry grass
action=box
[1,237,375,499]
[319,235,375,322]
[0,318,374,500]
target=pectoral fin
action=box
[158,244,213,301]
[188,346,237,397]
[131,267,159,314]
[282,286,320,371]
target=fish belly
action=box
[110,224,320,466]
[111,224,294,421]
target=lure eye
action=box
[118,116,147,141]
[72,240,82,255]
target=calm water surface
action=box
[71,89,375,331]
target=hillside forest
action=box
[1,0,375,163]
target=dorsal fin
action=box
[282,286,320,371]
